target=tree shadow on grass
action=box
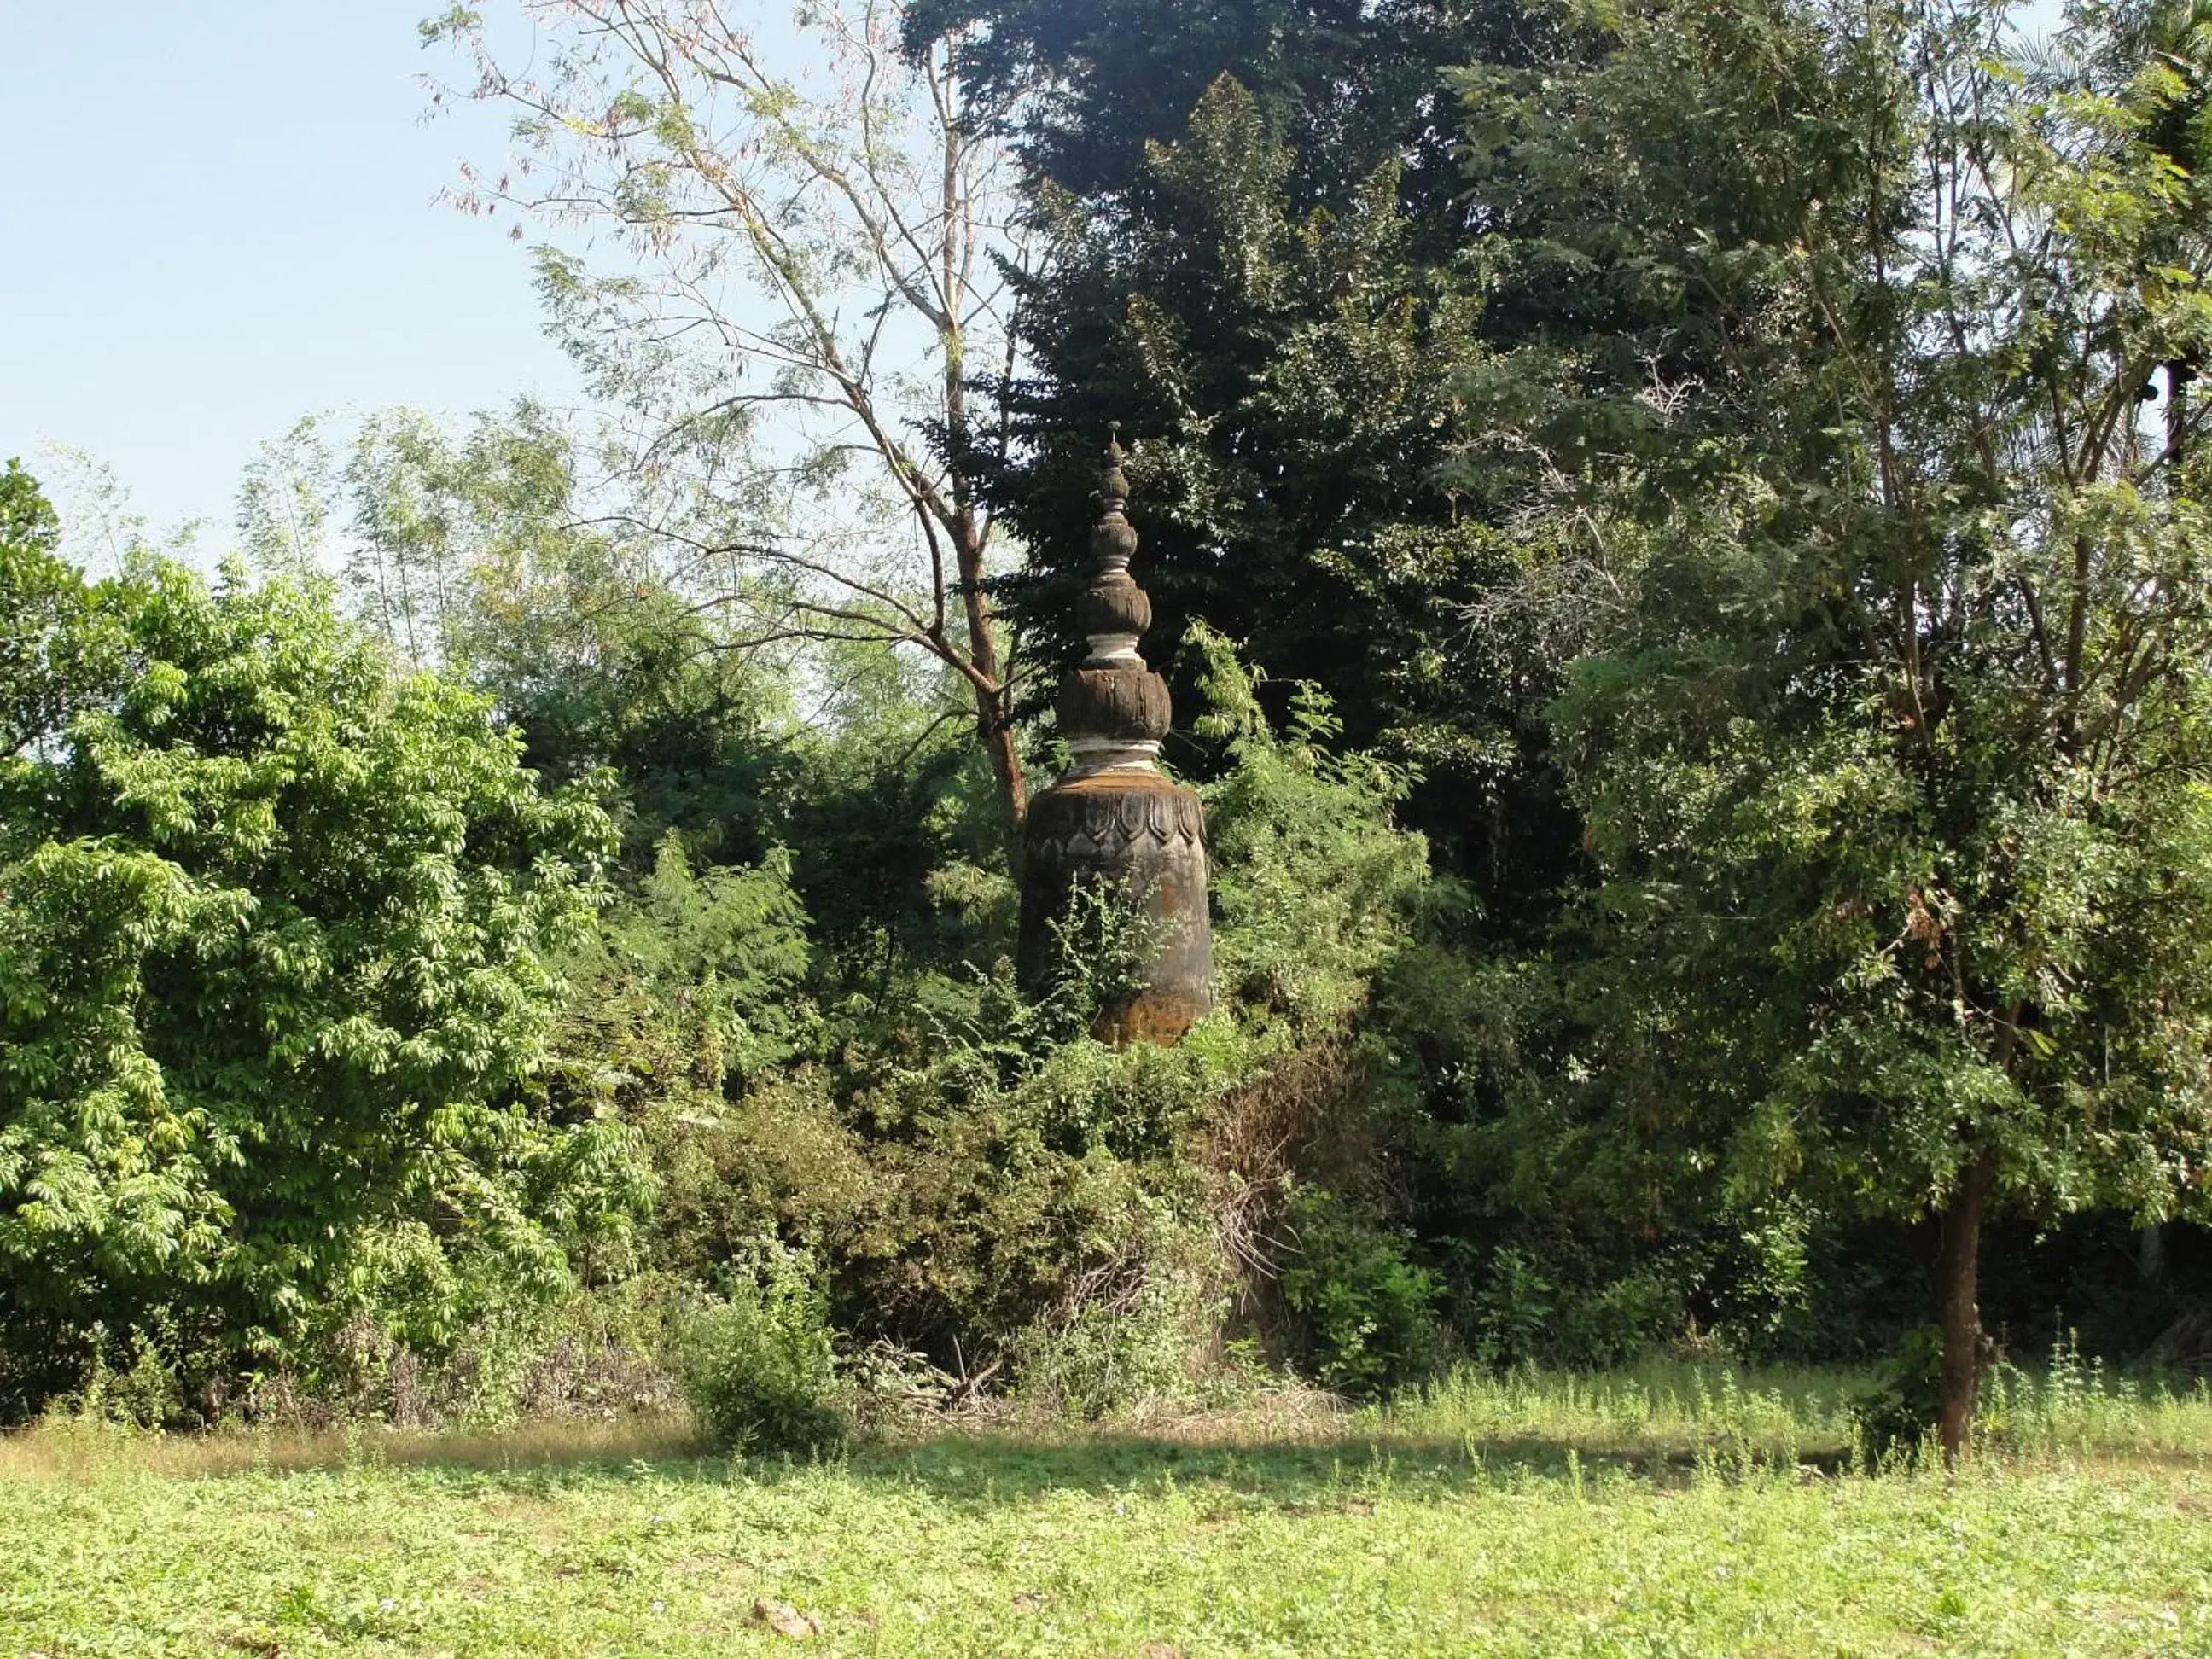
[750,1430,1800,1505]
[44,1412,2178,1497]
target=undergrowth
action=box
[12,1355,2212,1483]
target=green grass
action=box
[1392,1353,2212,1464]
[6,1364,2212,1656]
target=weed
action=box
[668,1243,846,1456]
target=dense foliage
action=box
[1447,0,2212,1452]
[0,483,624,1416]
[8,0,2212,1444]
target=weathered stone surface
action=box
[1018,430,1211,1044]
[1077,571,1151,642]
[1018,771,1211,1044]
[1090,448,1139,573]
[1091,515,1138,572]
[1056,667,1172,742]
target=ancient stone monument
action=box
[1017,431,1211,1043]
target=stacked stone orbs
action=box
[1016,433,1211,1044]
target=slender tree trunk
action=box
[975,681,1027,827]
[2168,358,2192,465]
[2139,1223,2165,1284]
[1936,1154,1994,1464]
[952,515,1027,828]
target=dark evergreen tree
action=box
[930,0,1578,918]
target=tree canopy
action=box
[0,527,625,1409]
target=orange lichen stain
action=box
[1096,990,1209,1046]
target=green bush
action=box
[59,1326,184,1430]
[247,1276,684,1430]
[835,1048,1223,1382]
[671,1245,846,1455]
[1557,1263,1695,1370]
[1010,1193,1233,1417]
[1277,1185,1443,1398]
[1190,623,1429,1039]
[0,538,626,1418]
[1467,1247,1557,1368]
[1013,1269,1223,1417]
[1853,1324,1945,1458]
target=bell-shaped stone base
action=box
[1018,770,1212,1045]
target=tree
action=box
[1464,0,2212,1458]
[967,72,1585,920]
[0,525,626,1405]
[236,401,806,871]
[235,417,340,587]
[907,0,1531,211]
[426,0,1034,824]
[0,459,82,762]
[908,0,1606,923]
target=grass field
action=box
[5,1363,2210,1656]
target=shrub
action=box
[1190,622,1429,1038]
[1556,1263,1694,1369]
[551,833,815,1112]
[61,1327,184,1430]
[1277,1184,1443,1398]
[0,548,624,1414]
[240,1277,684,1430]
[1467,1247,1557,1368]
[1013,1273,1217,1418]
[1852,1323,1945,1458]
[671,1244,846,1455]
[1010,1200,1232,1417]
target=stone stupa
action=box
[1016,430,1211,1043]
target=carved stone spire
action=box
[1057,427,1171,776]
[1017,428,1212,1044]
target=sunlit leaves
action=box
[0,535,627,1371]
[1515,0,2212,1238]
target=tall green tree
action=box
[908,0,1528,208]
[0,516,626,1406]
[1464,0,2212,1456]
[0,459,84,760]
[237,404,800,871]
[958,61,1575,914]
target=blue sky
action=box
[1,3,579,542]
[4,1,2075,553]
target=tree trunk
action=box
[975,681,1027,827]
[952,515,1027,829]
[1935,1154,1994,1464]
[2139,1222,2165,1284]
[2168,358,2193,465]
